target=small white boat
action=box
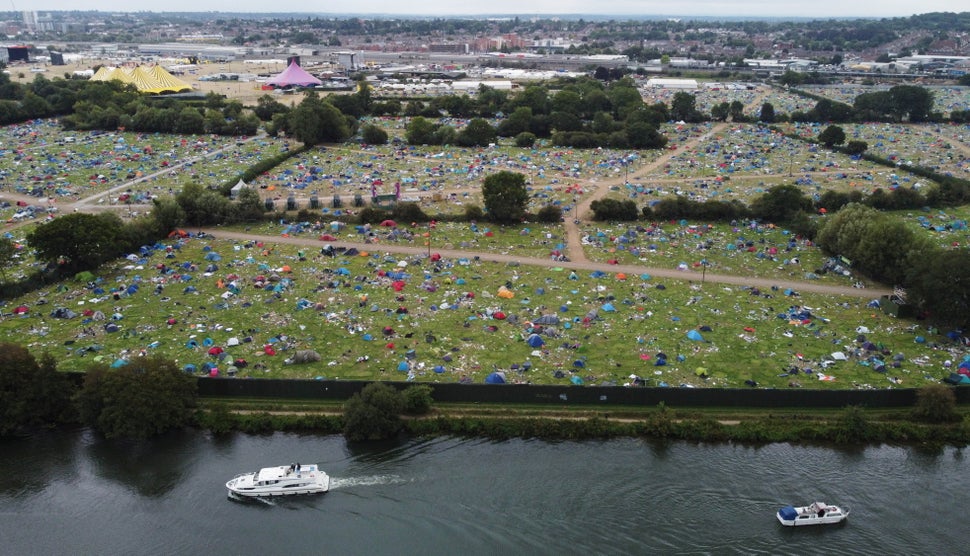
[226,464,330,497]
[777,501,849,526]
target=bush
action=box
[834,405,872,443]
[589,198,639,221]
[343,382,405,441]
[534,204,563,223]
[403,385,434,415]
[391,202,429,223]
[515,132,537,147]
[358,206,390,224]
[844,140,868,156]
[198,404,235,435]
[361,123,388,145]
[912,384,960,423]
[464,204,484,221]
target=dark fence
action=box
[197,377,970,408]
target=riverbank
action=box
[196,397,970,448]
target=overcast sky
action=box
[23,1,959,19]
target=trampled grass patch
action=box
[0,233,960,390]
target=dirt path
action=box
[9,86,889,300]
[201,227,888,298]
[199,90,893,300]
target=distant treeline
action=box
[0,72,260,133]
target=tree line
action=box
[0,71,261,134]
[0,340,438,442]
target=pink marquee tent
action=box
[266,62,322,87]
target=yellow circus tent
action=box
[87,64,192,94]
[147,65,193,93]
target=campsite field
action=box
[2,84,970,390]
[249,141,656,217]
[0,119,292,206]
[0,232,960,389]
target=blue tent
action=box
[686,329,705,341]
[601,303,616,312]
[110,358,128,368]
[433,365,446,374]
[527,334,545,347]
[484,371,506,384]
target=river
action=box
[0,429,964,555]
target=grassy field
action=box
[0,232,958,389]
[2,85,969,390]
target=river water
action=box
[0,429,964,555]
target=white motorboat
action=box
[777,501,849,526]
[226,464,330,497]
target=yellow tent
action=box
[146,65,192,94]
[86,64,192,94]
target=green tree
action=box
[176,183,231,226]
[0,344,76,436]
[27,212,127,273]
[402,384,434,415]
[361,123,388,145]
[175,107,205,134]
[911,384,959,423]
[909,249,970,327]
[590,198,639,220]
[608,82,644,121]
[889,85,934,122]
[515,131,537,148]
[405,116,437,145]
[483,171,528,224]
[750,184,813,223]
[759,102,776,123]
[818,124,846,147]
[728,100,746,122]
[844,140,868,155]
[76,357,197,439]
[230,187,266,223]
[510,85,549,115]
[458,118,497,147]
[0,236,16,282]
[670,91,701,122]
[254,94,290,121]
[535,204,563,223]
[550,89,582,115]
[710,102,730,122]
[150,197,187,233]
[343,382,405,441]
[626,121,667,149]
[497,106,532,137]
[286,93,352,145]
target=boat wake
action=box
[329,475,406,490]
[227,491,278,505]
